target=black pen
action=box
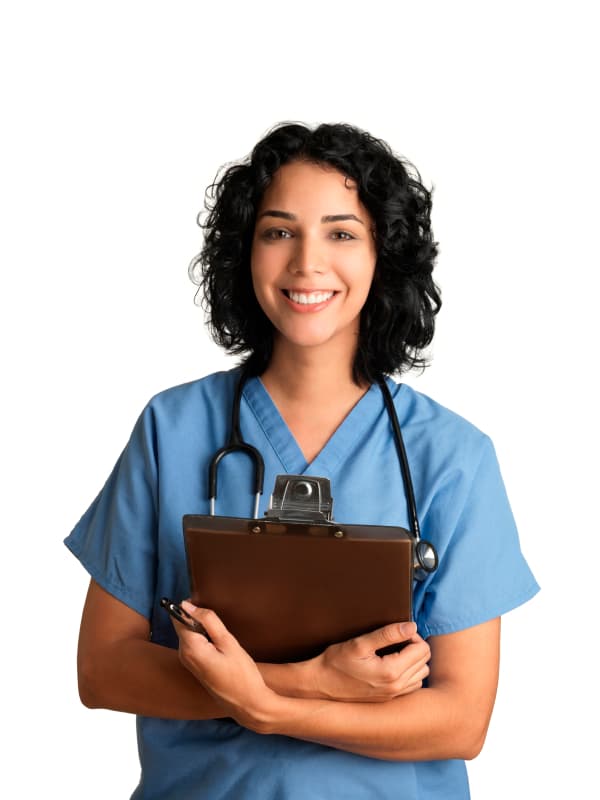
[160,597,211,640]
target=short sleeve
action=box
[64,404,158,619]
[417,435,539,638]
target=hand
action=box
[172,601,279,732]
[308,622,431,702]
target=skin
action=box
[76,160,501,762]
[176,604,500,760]
[251,160,377,358]
[78,580,431,717]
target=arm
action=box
[176,603,501,762]
[76,580,225,719]
[77,580,428,719]
[264,620,500,761]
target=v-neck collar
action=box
[242,375,391,476]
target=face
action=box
[251,160,377,358]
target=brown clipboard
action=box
[182,513,413,663]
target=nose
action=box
[288,234,325,276]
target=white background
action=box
[2,1,598,797]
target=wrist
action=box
[286,656,327,700]
[243,686,288,735]
[258,657,326,700]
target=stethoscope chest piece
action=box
[414,539,438,581]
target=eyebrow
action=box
[258,210,365,225]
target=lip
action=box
[280,288,339,313]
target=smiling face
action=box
[251,160,377,362]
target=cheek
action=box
[347,254,377,296]
[250,269,273,311]
[249,257,276,321]
[250,244,277,285]
[249,251,265,297]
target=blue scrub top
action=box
[65,368,539,800]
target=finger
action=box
[389,660,430,694]
[353,621,418,655]
[379,637,430,666]
[396,679,422,696]
[373,651,427,683]
[396,664,430,695]
[171,614,213,650]
[400,646,430,672]
[373,635,429,665]
[370,644,430,684]
[180,602,236,652]
[402,658,431,686]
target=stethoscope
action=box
[208,370,438,581]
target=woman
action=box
[66,122,538,799]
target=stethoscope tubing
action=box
[207,370,437,577]
[207,368,265,518]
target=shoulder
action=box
[389,379,492,463]
[122,369,240,450]
[142,368,240,420]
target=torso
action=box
[67,367,536,800]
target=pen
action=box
[160,597,212,640]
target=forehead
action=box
[258,160,364,213]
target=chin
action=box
[275,326,356,354]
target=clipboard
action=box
[183,483,413,663]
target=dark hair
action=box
[189,122,441,384]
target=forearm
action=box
[259,621,500,761]
[260,660,315,698]
[260,684,485,762]
[79,639,309,719]
[168,608,498,759]
[79,637,227,719]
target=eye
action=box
[330,231,355,241]
[261,228,293,241]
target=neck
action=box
[259,337,368,407]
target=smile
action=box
[283,290,336,305]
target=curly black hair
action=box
[189,122,441,384]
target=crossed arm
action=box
[77,579,500,762]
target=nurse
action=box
[66,122,539,799]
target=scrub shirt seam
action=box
[310,381,388,475]
[309,439,345,475]
[420,580,540,637]
[64,537,153,620]
[242,387,293,473]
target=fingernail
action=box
[181,600,197,613]
[400,622,416,636]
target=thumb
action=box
[361,621,417,652]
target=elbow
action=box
[442,687,495,761]
[460,734,486,761]
[78,676,100,709]
[455,718,491,761]
[77,653,105,709]
[426,730,487,762]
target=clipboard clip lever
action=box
[264,475,335,525]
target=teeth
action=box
[287,291,335,305]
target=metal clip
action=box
[264,475,334,524]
